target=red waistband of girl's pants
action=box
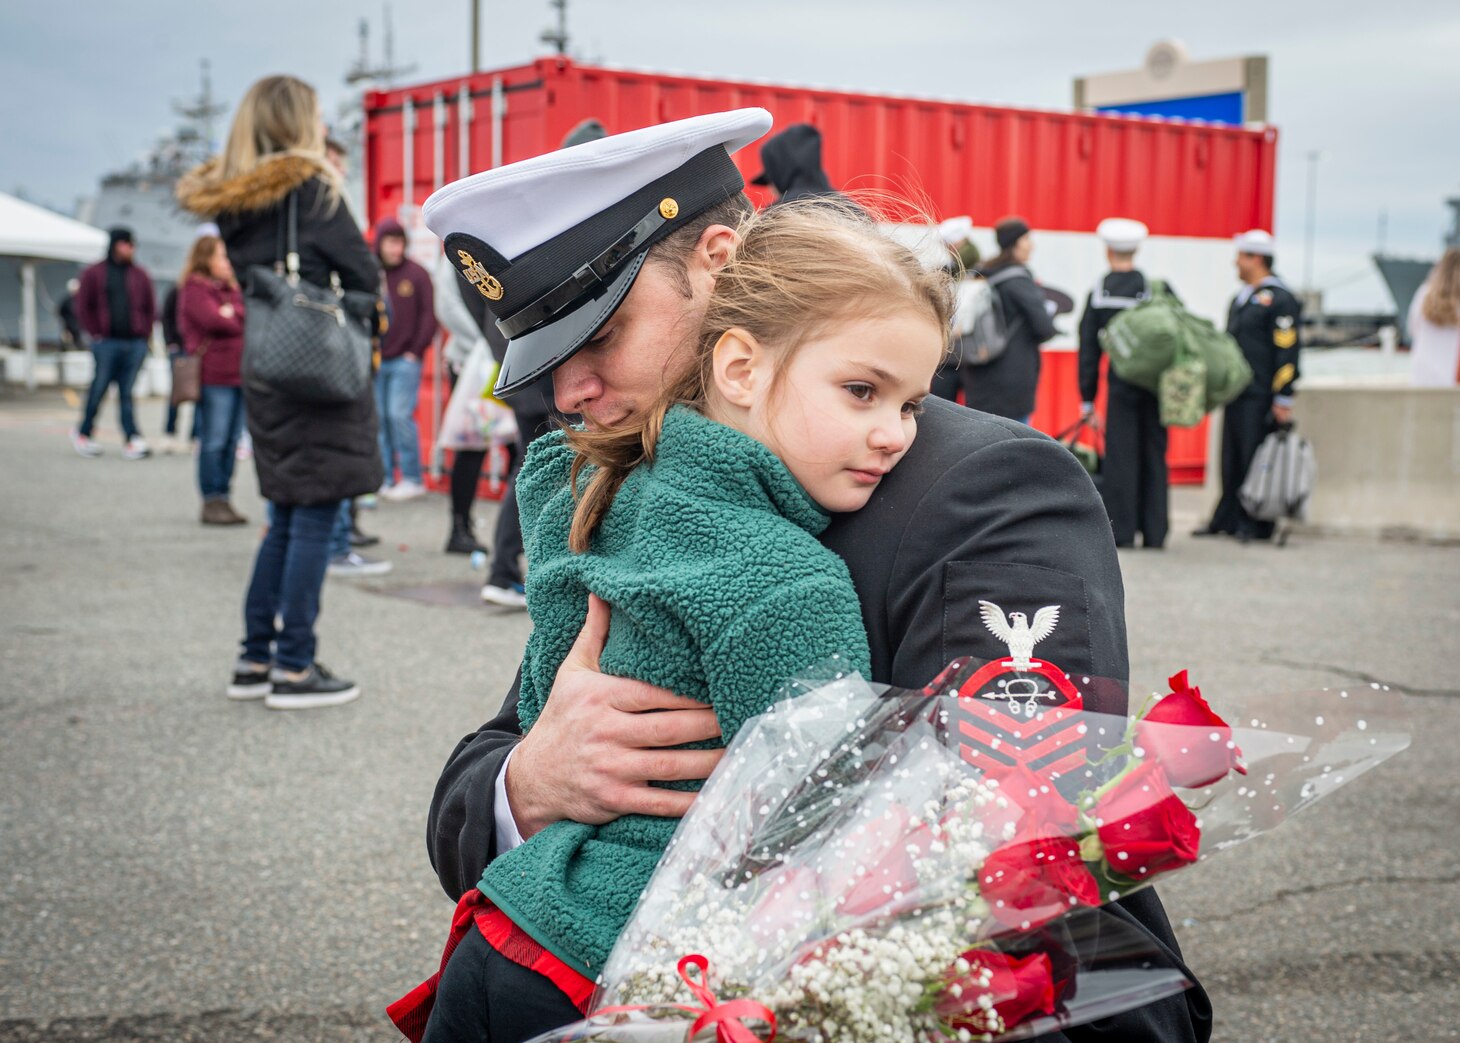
[386,888,596,1043]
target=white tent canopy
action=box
[1,192,108,390]
[0,192,108,263]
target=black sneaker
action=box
[349,525,381,548]
[264,662,361,710]
[227,661,273,700]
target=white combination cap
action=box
[422,108,772,396]
[1096,218,1148,252]
[1234,229,1276,256]
[938,215,974,246]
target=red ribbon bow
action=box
[597,954,776,1043]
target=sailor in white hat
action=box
[416,113,1211,1043]
[1077,216,1172,548]
[424,108,772,399]
[1196,228,1302,541]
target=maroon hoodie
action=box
[375,219,437,361]
[177,274,245,386]
[76,255,155,341]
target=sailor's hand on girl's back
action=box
[505,593,725,839]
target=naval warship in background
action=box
[1374,197,1460,340]
[3,22,401,350]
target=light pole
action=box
[470,0,480,74]
[1303,150,1320,308]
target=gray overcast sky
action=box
[3,1,1457,311]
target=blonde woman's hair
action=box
[1421,248,1460,327]
[220,75,342,205]
[565,199,956,552]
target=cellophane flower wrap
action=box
[525,653,1408,1043]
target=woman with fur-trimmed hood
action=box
[178,75,382,711]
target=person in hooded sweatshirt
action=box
[375,216,438,501]
[70,227,157,460]
[751,123,839,205]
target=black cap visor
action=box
[492,252,646,398]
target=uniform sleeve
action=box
[1077,292,1101,404]
[426,673,524,900]
[699,574,872,740]
[1269,292,1301,401]
[879,434,1213,1043]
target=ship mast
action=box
[541,0,570,56]
[173,59,228,160]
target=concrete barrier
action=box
[1293,383,1460,541]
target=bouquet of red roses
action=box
[524,658,1408,1043]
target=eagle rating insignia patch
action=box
[1274,314,1297,348]
[929,600,1093,783]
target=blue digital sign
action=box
[1096,91,1245,124]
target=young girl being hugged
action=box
[402,202,953,1043]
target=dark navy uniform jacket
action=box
[1228,276,1302,401]
[426,397,1212,1043]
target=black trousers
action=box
[1207,392,1275,539]
[1101,381,1168,547]
[420,926,582,1043]
[486,410,554,589]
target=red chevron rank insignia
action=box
[923,601,1092,781]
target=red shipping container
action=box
[365,57,1278,485]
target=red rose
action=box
[983,763,1081,844]
[1136,670,1247,789]
[1095,759,1201,882]
[978,834,1101,931]
[746,864,821,947]
[935,948,1058,1032]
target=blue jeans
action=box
[241,500,342,671]
[376,354,423,484]
[329,500,352,560]
[197,384,246,501]
[79,338,148,440]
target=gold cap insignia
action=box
[659,197,680,220]
[457,248,504,301]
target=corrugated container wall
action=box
[365,57,1280,483]
[365,57,1275,237]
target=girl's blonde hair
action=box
[1421,248,1460,327]
[220,75,342,204]
[181,235,230,287]
[565,200,955,552]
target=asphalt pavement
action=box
[1,389,1456,1042]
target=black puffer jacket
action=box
[959,263,1057,420]
[178,154,384,506]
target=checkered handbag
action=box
[242,191,375,403]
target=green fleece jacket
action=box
[477,405,872,978]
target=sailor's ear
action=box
[710,327,764,408]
